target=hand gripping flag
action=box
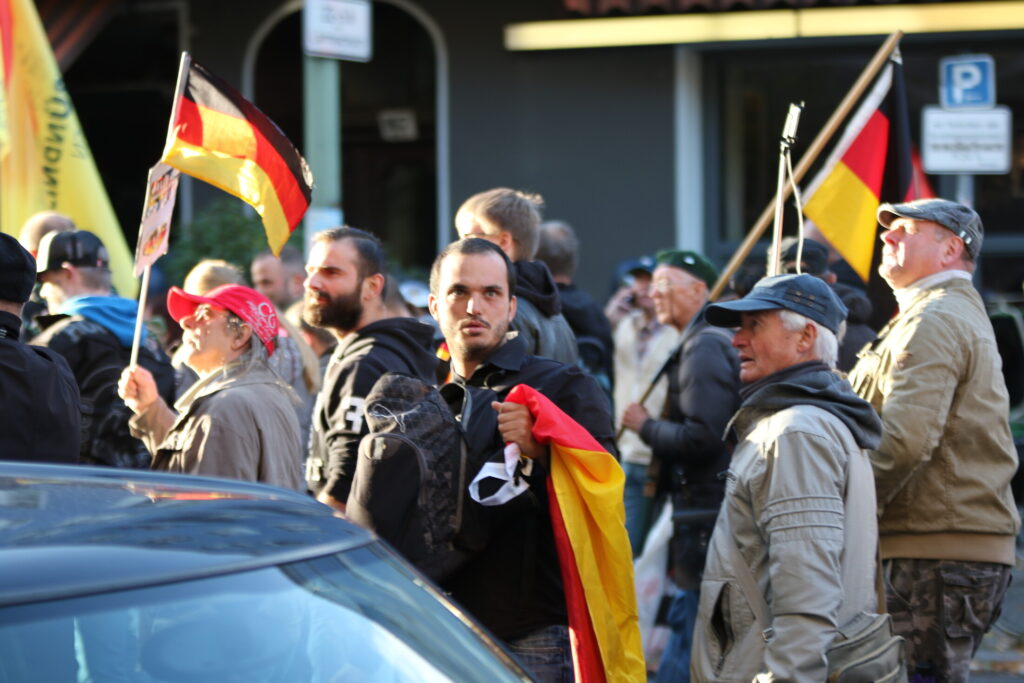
[0,0,137,297]
[504,384,645,683]
[803,48,933,329]
[160,53,313,255]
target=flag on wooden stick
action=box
[803,48,934,328]
[160,53,313,255]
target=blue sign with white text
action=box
[940,55,995,109]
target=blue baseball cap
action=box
[705,273,848,334]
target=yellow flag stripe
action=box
[196,103,258,159]
[803,161,879,281]
[550,443,646,682]
[162,137,291,254]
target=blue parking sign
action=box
[940,55,995,109]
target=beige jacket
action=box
[131,359,304,491]
[691,394,878,683]
[849,277,1020,565]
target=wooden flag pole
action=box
[708,30,904,302]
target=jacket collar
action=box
[457,334,528,385]
[0,311,20,339]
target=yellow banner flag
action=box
[0,0,136,297]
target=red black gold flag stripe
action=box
[505,384,645,683]
[160,54,313,255]
[804,49,934,329]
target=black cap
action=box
[0,232,37,303]
[705,273,848,334]
[36,230,109,274]
[777,237,830,276]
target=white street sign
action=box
[922,105,1011,174]
[304,0,372,62]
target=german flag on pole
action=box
[803,48,933,329]
[505,384,645,683]
[160,53,313,255]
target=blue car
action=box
[0,462,530,682]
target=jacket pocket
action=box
[694,580,733,678]
[939,567,1003,641]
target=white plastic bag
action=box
[633,499,673,667]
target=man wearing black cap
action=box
[0,233,80,463]
[691,274,884,682]
[619,249,741,682]
[848,199,1019,682]
[31,229,174,468]
[774,236,876,372]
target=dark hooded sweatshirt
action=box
[510,261,578,365]
[307,317,438,501]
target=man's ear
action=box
[427,293,439,320]
[799,322,817,353]
[362,273,386,301]
[508,294,517,322]
[498,231,515,259]
[231,324,254,352]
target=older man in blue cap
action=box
[849,198,1019,682]
[691,273,885,683]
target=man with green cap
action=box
[620,249,741,682]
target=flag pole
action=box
[128,264,152,369]
[709,30,904,301]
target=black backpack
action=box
[345,372,499,582]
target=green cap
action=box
[654,249,718,289]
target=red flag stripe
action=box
[839,109,890,197]
[173,95,309,230]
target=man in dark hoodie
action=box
[303,227,438,510]
[32,230,174,468]
[0,232,80,463]
[691,274,884,683]
[455,187,577,364]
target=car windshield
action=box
[0,542,526,682]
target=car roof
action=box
[0,462,374,607]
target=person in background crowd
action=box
[536,219,614,396]
[428,237,616,682]
[250,246,306,310]
[32,230,175,468]
[119,284,303,491]
[849,199,1020,682]
[0,232,80,463]
[455,187,578,364]
[619,249,741,683]
[605,256,680,553]
[17,210,75,339]
[304,227,437,509]
[285,299,336,378]
[773,236,875,372]
[692,273,882,682]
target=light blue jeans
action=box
[508,624,574,683]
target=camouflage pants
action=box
[883,558,1012,683]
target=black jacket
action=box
[308,317,438,501]
[32,306,174,468]
[441,335,616,641]
[639,309,741,509]
[0,311,81,463]
[511,261,578,364]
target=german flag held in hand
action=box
[160,53,313,255]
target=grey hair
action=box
[777,309,842,369]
